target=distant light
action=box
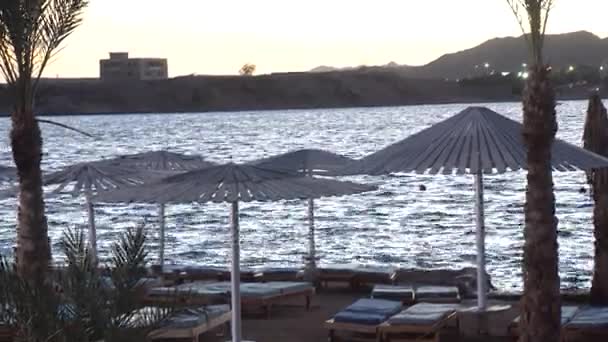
[568,65,575,72]
[601,66,605,71]
[522,63,527,68]
[484,63,490,68]
[501,72,511,76]
[517,71,523,77]
[522,72,529,79]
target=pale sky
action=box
[45,0,608,78]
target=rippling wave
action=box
[0,101,595,291]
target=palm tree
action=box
[583,94,608,304]
[0,0,88,282]
[0,225,174,342]
[506,1,561,341]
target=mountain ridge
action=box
[310,31,608,79]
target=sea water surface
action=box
[0,101,596,291]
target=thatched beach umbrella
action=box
[109,150,213,171]
[43,161,167,261]
[107,150,215,268]
[95,162,376,342]
[341,106,608,310]
[251,149,354,279]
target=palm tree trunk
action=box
[591,183,608,304]
[11,108,50,282]
[584,94,608,304]
[519,65,561,342]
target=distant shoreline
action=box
[30,96,592,117]
[0,70,599,117]
[0,95,591,118]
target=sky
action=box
[44,0,608,78]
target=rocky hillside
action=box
[312,31,608,80]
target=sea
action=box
[0,100,597,292]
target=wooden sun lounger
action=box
[319,265,396,290]
[324,319,383,342]
[154,265,257,284]
[414,286,460,303]
[378,303,459,342]
[372,285,415,305]
[143,281,229,306]
[562,306,608,342]
[319,268,357,289]
[324,298,403,342]
[146,281,314,318]
[509,305,579,339]
[253,267,302,282]
[353,267,397,288]
[147,306,231,342]
[240,282,314,318]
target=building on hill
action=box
[100,52,168,81]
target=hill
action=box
[312,31,608,80]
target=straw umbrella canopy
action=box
[106,150,216,268]
[340,106,608,311]
[583,94,608,303]
[109,150,213,171]
[95,162,376,342]
[250,149,355,279]
[43,160,167,261]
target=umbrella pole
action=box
[85,189,98,264]
[474,172,487,311]
[158,203,165,272]
[307,197,317,275]
[306,167,318,282]
[230,201,242,342]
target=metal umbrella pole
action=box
[85,188,98,263]
[474,171,487,311]
[307,197,316,271]
[158,203,166,271]
[230,201,242,342]
[306,167,318,281]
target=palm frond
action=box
[33,0,89,91]
[111,225,149,286]
[103,224,180,341]
[107,224,149,317]
[0,255,65,342]
[37,119,96,138]
[57,227,108,341]
[505,0,556,65]
[0,0,88,111]
[2,225,180,341]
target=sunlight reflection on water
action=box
[0,100,594,291]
